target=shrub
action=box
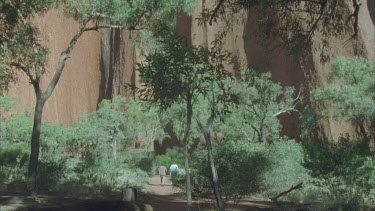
[37,155,68,190]
[0,143,29,191]
[0,142,29,166]
[154,148,184,174]
[121,149,155,175]
[185,142,270,202]
[303,138,375,209]
[261,140,311,201]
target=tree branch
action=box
[5,62,36,84]
[270,182,303,203]
[9,2,45,84]
[84,24,142,32]
[209,0,226,26]
[43,16,92,100]
[273,87,303,117]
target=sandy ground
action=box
[0,176,324,211]
[141,175,275,211]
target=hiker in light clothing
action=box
[169,162,179,184]
[159,165,167,185]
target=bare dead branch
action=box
[270,182,303,203]
[84,24,142,31]
[273,86,303,117]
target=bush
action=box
[303,138,375,209]
[154,148,184,174]
[121,149,155,175]
[0,142,29,166]
[261,140,311,201]
[180,140,313,204]
[186,142,270,202]
[0,143,29,191]
[37,155,70,190]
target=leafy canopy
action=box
[213,69,299,144]
[139,23,233,111]
[0,0,197,91]
[313,57,375,123]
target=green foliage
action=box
[0,0,51,86]
[154,148,184,173]
[213,69,298,144]
[161,101,204,143]
[0,95,16,114]
[121,149,155,174]
[185,142,268,201]
[3,114,33,143]
[0,142,29,166]
[0,142,29,191]
[123,99,167,151]
[55,0,196,26]
[0,97,166,195]
[81,156,149,189]
[139,23,233,111]
[261,140,310,199]
[313,57,375,123]
[180,140,311,203]
[63,96,165,160]
[0,0,197,90]
[201,0,350,61]
[303,138,375,209]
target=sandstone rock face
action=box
[6,2,375,143]
[183,1,375,142]
[8,10,102,125]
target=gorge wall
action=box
[7,1,375,143]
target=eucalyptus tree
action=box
[214,69,301,144]
[312,57,375,139]
[138,24,233,211]
[0,0,196,192]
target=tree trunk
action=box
[183,96,193,211]
[204,131,224,211]
[198,119,224,211]
[358,119,369,141]
[112,137,117,159]
[111,128,118,159]
[27,91,45,192]
[26,19,90,193]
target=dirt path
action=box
[142,175,274,211]
[141,175,196,211]
[0,176,283,211]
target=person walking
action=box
[169,161,179,184]
[159,165,167,186]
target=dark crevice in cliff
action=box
[368,0,375,25]
[110,28,121,98]
[99,27,115,101]
[243,9,307,141]
[176,12,192,47]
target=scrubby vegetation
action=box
[0,0,374,209]
[1,56,374,210]
[0,96,161,197]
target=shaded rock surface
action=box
[7,2,375,143]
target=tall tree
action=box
[138,24,233,211]
[0,0,196,192]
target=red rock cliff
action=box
[7,2,375,144]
